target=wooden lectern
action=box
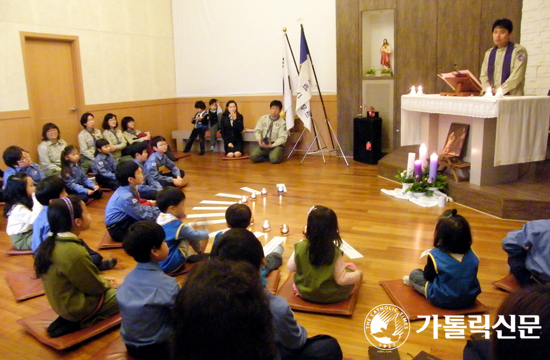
[438,70,482,97]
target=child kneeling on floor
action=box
[155,187,209,274]
[403,209,481,309]
[287,205,362,304]
[117,221,180,359]
[34,196,119,337]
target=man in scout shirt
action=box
[479,18,527,96]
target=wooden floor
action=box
[0,152,525,359]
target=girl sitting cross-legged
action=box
[403,209,481,309]
[287,205,362,304]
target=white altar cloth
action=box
[401,95,550,166]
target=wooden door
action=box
[22,34,84,159]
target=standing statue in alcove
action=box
[380,39,392,70]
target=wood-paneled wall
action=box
[336,0,361,155]
[176,95,337,152]
[0,95,336,166]
[0,99,180,165]
[337,0,523,150]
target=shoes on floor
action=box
[209,146,215,152]
[198,151,205,156]
[402,275,411,287]
[99,258,118,271]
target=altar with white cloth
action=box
[401,95,550,185]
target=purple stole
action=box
[487,42,514,87]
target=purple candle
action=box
[414,160,422,181]
[429,153,438,182]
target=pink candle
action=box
[419,144,427,171]
[429,153,438,181]
[414,160,422,182]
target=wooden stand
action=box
[440,79,480,97]
[438,70,482,97]
[438,154,470,182]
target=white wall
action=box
[521,0,550,95]
[172,0,336,97]
[0,0,176,111]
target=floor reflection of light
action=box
[413,223,426,249]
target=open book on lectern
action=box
[438,70,483,96]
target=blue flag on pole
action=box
[295,28,313,131]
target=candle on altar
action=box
[429,153,438,181]
[409,86,416,95]
[407,152,416,178]
[417,86,423,95]
[495,87,504,98]
[484,87,493,97]
[419,144,428,170]
[414,160,422,182]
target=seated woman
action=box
[219,100,244,158]
[102,113,128,162]
[172,259,275,360]
[463,285,550,360]
[121,116,151,146]
[121,116,177,160]
[37,123,67,177]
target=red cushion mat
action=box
[276,273,358,316]
[379,280,488,321]
[98,232,123,249]
[492,274,521,293]
[266,269,281,295]
[167,262,196,277]
[17,308,121,350]
[5,269,45,301]
[6,247,33,255]
[172,151,191,160]
[221,154,250,160]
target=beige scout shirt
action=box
[479,43,527,96]
[254,115,288,147]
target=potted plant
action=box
[395,170,414,191]
[365,68,376,77]
[405,177,429,197]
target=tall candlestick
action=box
[429,153,438,181]
[407,152,416,178]
[419,144,428,171]
[414,160,422,182]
